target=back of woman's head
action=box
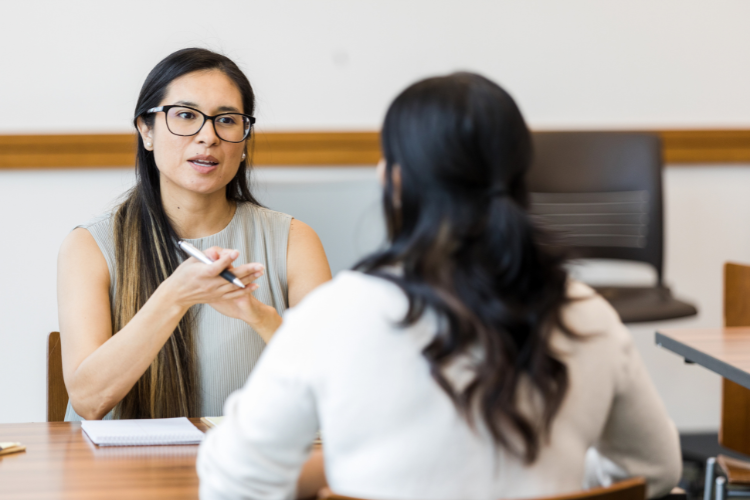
[358,72,572,463]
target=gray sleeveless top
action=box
[64,202,292,421]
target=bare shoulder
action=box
[288,218,320,244]
[58,227,109,286]
[286,219,332,307]
[60,226,97,250]
[287,219,328,262]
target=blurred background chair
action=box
[47,331,68,422]
[527,132,697,323]
[703,263,750,500]
[317,477,647,500]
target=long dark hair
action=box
[113,48,261,419]
[356,72,574,463]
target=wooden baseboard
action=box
[1,130,749,169]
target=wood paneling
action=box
[0,134,138,169]
[660,130,750,164]
[252,132,380,166]
[0,132,381,169]
[1,130,750,169]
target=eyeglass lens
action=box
[166,107,251,142]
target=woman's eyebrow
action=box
[216,105,241,113]
[173,101,241,113]
[174,100,199,107]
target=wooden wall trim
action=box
[251,132,380,166]
[0,130,749,169]
[0,132,381,169]
[660,130,750,164]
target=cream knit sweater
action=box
[198,272,681,500]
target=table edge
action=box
[655,330,750,389]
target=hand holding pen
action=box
[178,241,246,288]
[163,241,265,313]
[164,241,281,341]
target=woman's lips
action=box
[188,155,220,174]
[188,159,219,173]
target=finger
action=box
[216,277,249,294]
[231,264,265,280]
[221,249,242,267]
[231,262,264,273]
[207,250,239,276]
[219,247,238,257]
[204,246,223,261]
[222,283,260,300]
[244,271,263,284]
[205,247,240,262]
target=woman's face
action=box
[137,69,246,198]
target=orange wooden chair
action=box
[47,331,69,422]
[704,263,750,500]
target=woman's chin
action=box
[160,168,238,197]
[174,178,228,197]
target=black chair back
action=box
[527,132,664,284]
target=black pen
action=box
[177,240,246,289]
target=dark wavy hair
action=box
[356,72,574,463]
[113,48,261,419]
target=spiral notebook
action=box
[81,417,205,447]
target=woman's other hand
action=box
[202,247,282,342]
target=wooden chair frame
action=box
[47,331,69,422]
[704,263,750,500]
[317,477,646,500]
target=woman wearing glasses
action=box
[57,48,331,421]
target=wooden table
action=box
[0,418,209,499]
[656,327,750,389]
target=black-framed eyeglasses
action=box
[146,105,256,143]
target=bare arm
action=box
[287,219,332,308]
[58,228,255,420]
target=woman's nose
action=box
[195,119,221,146]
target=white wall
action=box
[3,1,750,133]
[2,1,750,428]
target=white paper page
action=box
[81,417,204,446]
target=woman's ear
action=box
[378,159,402,208]
[377,158,387,186]
[392,165,402,209]
[136,116,154,151]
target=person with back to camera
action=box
[57,48,332,423]
[197,72,682,499]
